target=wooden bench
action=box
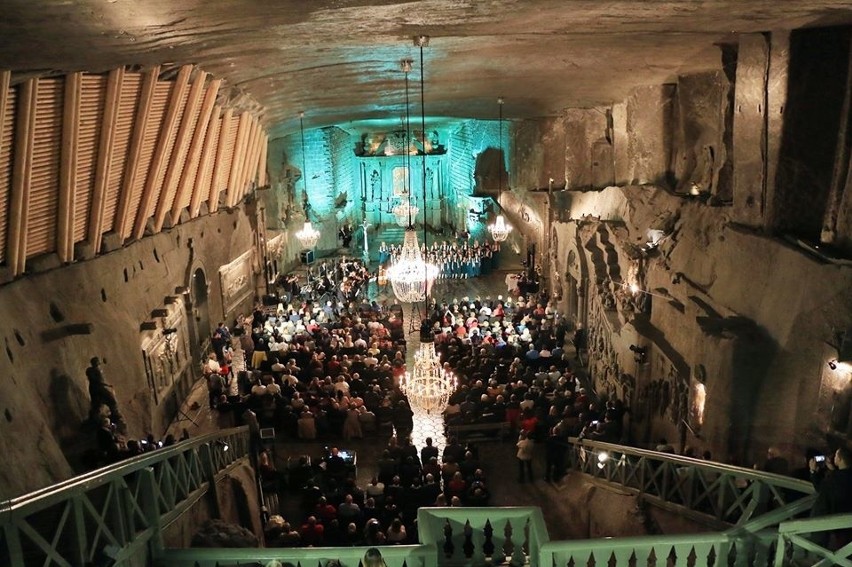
[447,422,511,442]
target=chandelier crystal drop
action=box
[387,229,437,303]
[392,199,419,227]
[401,338,456,414]
[295,221,320,249]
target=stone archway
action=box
[192,268,211,348]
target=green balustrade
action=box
[5,431,850,567]
[568,438,815,528]
[156,543,438,567]
[417,506,549,567]
[0,426,249,567]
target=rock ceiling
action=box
[2,1,851,138]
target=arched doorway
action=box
[192,268,211,348]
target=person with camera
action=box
[809,447,852,549]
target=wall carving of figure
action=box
[370,170,380,201]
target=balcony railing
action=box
[774,512,852,566]
[417,506,549,567]
[568,439,815,528]
[0,426,248,567]
[541,530,778,567]
[156,543,438,567]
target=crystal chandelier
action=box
[296,111,321,250]
[296,221,320,249]
[392,58,418,228]
[387,41,438,303]
[387,229,436,302]
[401,336,456,414]
[489,97,513,242]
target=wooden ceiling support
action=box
[191,105,220,218]
[209,108,233,213]
[115,65,159,240]
[133,64,191,240]
[58,72,82,263]
[258,132,269,187]
[8,78,38,276]
[88,67,124,254]
[225,112,250,208]
[173,79,220,226]
[154,70,207,232]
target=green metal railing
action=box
[4,429,850,567]
[156,543,438,567]
[568,438,815,528]
[774,513,852,567]
[417,507,549,567]
[0,426,249,567]
[541,530,779,567]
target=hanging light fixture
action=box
[399,35,454,415]
[296,111,321,250]
[489,97,512,242]
[401,339,457,414]
[387,40,437,303]
[392,59,419,228]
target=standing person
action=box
[86,357,124,429]
[516,431,534,483]
[810,447,852,549]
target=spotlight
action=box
[629,283,640,294]
[216,440,230,452]
[829,360,838,370]
[597,452,609,469]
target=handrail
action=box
[0,426,249,567]
[418,506,549,567]
[0,426,248,517]
[773,513,852,567]
[569,438,814,493]
[157,543,438,567]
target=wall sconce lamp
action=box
[630,344,648,364]
[829,360,838,370]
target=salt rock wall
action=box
[0,206,257,499]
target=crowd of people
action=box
[426,293,625,482]
[378,240,497,280]
[262,435,492,548]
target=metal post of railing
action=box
[140,466,164,559]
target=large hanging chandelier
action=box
[295,221,320,250]
[392,199,418,227]
[387,229,436,302]
[489,97,513,242]
[296,111,321,250]
[401,335,457,414]
[387,42,437,303]
[392,59,419,227]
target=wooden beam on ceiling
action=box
[236,116,259,203]
[258,132,269,187]
[190,105,220,218]
[225,111,250,208]
[7,78,38,275]
[114,65,159,240]
[153,70,207,232]
[133,64,192,240]
[88,67,124,254]
[58,71,82,263]
[209,108,233,214]
[173,78,220,226]
[0,69,10,265]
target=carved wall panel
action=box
[219,249,254,316]
[141,297,191,406]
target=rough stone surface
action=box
[191,519,259,548]
[0,208,256,499]
[5,2,849,137]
